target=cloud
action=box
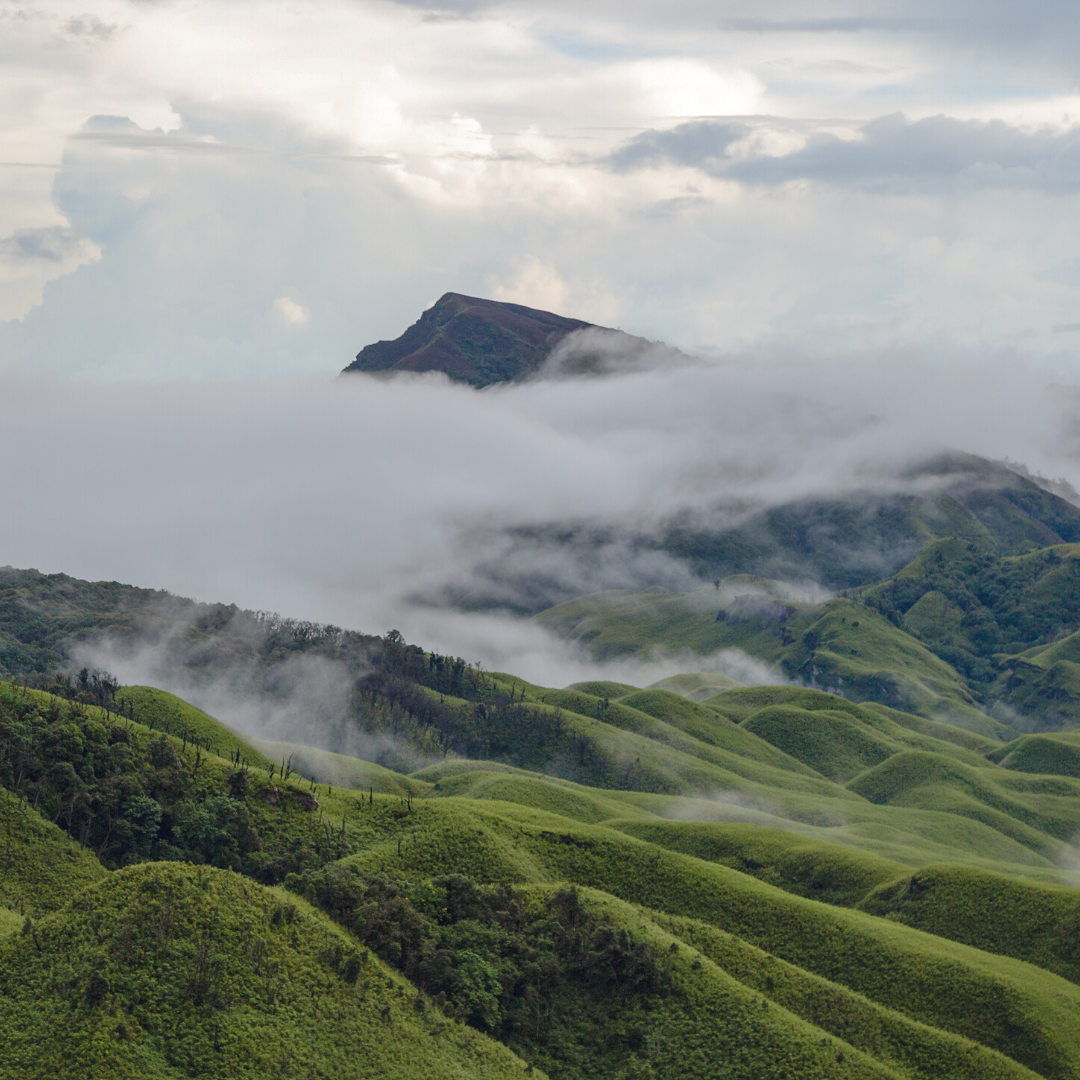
[275,297,311,326]
[2,349,1079,684]
[613,113,1080,194]
[6,0,1080,361]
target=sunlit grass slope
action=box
[847,751,1080,859]
[608,820,908,906]
[646,672,742,700]
[116,686,273,769]
[990,733,1080,777]
[247,736,429,797]
[0,785,106,921]
[0,861,536,1080]
[8,676,1080,1079]
[662,912,1038,1080]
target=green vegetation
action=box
[6,671,1080,1078]
[0,861,535,1080]
[646,672,742,700]
[610,820,907,907]
[535,587,998,731]
[860,864,1080,986]
[336,797,1080,1079]
[991,733,1080,777]
[8,524,1080,1077]
[0,785,106,918]
[116,687,273,769]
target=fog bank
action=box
[2,352,1079,682]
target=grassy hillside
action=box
[334,797,1080,1079]
[0,785,106,921]
[860,863,1080,986]
[646,672,743,699]
[535,587,998,732]
[990,733,1080,776]
[246,736,429,797]
[116,687,274,769]
[0,861,535,1080]
[608,820,908,906]
[9,633,1080,1080]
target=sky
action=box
[6,1,1080,683]
[4,0,1080,376]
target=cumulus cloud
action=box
[5,0,1080,366]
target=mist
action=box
[2,348,1079,686]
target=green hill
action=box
[0,861,536,1080]
[646,672,743,700]
[536,588,1002,732]
[116,687,274,769]
[9,533,1080,1080]
[8,673,1080,1077]
[990,733,1080,777]
[860,863,1080,986]
[0,785,106,921]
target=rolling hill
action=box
[6,654,1080,1078]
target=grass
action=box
[847,751,1080,859]
[0,785,106,920]
[646,672,743,700]
[608,820,908,907]
[9,677,1080,1077]
[534,586,1002,733]
[564,680,640,697]
[115,687,273,770]
[860,863,1080,986]
[991,733,1080,777]
[0,861,536,1080]
[661,912,1039,1080]
[334,796,1080,1079]
[247,737,429,797]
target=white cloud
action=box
[275,297,311,326]
[1,0,1080,369]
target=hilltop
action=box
[343,292,591,385]
[342,292,672,386]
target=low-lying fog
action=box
[3,350,1079,686]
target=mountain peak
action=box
[343,292,596,387]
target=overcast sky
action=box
[8,1,1080,681]
[4,0,1080,377]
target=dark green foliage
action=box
[861,539,1080,695]
[291,868,667,1037]
[0,681,260,870]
